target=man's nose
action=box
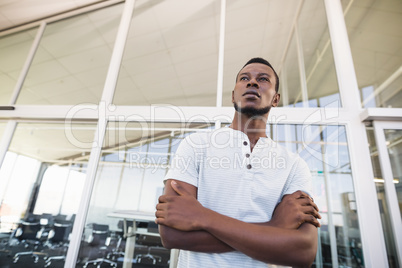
[247,78,258,88]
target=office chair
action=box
[12,219,47,263]
[106,220,128,261]
[134,222,170,266]
[83,223,117,268]
[43,219,73,267]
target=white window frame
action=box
[373,121,402,266]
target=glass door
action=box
[373,121,402,268]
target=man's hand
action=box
[156,180,208,231]
[269,190,321,229]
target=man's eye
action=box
[259,77,269,82]
[240,77,248,81]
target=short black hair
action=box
[237,57,280,93]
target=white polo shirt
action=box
[164,127,312,268]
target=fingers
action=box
[301,197,319,214]
[285,191,320,212]
[302,205,322,220]
[155,203,167,225]
[170,180,192,196]
[288,190,309,199]
[301,214,321,228]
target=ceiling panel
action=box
[0,0,105,31]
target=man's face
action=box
[232,63,280,117]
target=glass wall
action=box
[14,4,123,105]
[383,129,402,215]
[0,122,5,140]
[272,124,362,267]
[77,122,212,267]
[222,0,340,108]
[113,0,220,106]
[342,0,402,108]
[0,28,38,105]
[0,122,95,267]
[366,127,400,268]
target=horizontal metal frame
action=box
[361,108,402,122]
[0,0,124,36]
[0,105,353,125]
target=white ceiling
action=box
[0,0,105,31]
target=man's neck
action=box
[230,112,268,147]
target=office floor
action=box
[0,242,170,268]
[0,243,65,268]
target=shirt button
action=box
[243,141,248,146]
[247,164,252,169]
[245,153,250,158]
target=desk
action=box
[108,210,178,268]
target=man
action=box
[155,58,321,267]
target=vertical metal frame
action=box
[9,22,46,105]
[101,0,136,104]
[215,0,226,109]
[373,121,402,265]
[0,121,17,169]
[324,0,388,267]
[294,23,309,107]
[64,120,108,267]
[64,0,136,266]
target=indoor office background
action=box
[0,0,401,268]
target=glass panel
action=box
[366,127,399,268]
[222,0,340,108]
[384,129,402,215]
[0,122,95,267]
[0,122,5,139]
[281,34,302,107]
[113,0,219,106]
[298,0,340,108]
[273,124,363,267]
[0,28,38,105]
[77,121,212,267]
[342,0,402,108]
[15,4,123,105]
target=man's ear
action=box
[232,90,235,103]
[272,93,280,107]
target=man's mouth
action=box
[243,90,260,98]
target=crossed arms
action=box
[156,179,321,267]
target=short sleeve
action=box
[283,157,312,197]
[164,135,200,187]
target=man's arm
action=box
[157,180,320,267]
[158,180,234,252]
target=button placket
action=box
[241,140,251,171]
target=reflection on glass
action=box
[16,4,123,105]
[342,0,402,108]
[0,28,38,105]
[114,0,219,106]
[384,129,402,216]
[281,34,303,107]
[273,124,363,267]
[0,122,95,267]
[366,127,399,268]
[298,0,340,108]
[0,122,5,140]
[78,122,211,268]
